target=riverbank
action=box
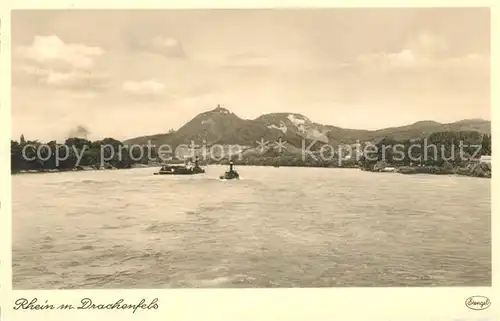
[362,161,491,178]
[11,163,161,175]
[12,161,492,178]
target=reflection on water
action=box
[12,166,491,289]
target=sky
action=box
[11,8,490,142]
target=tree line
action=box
[11,137,158,172]
[11,131,492,172]
[359,131,491,170]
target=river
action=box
[12,166,491,288]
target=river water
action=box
[12,166,491,289]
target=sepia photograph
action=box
[10,8,491,291]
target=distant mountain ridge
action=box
[124,105,491,148]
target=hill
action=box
[123,105,491,150]
[125,105,315,150]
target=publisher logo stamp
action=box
[465,296,491,310]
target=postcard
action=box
[0,2,497,321]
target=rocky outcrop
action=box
[394,161,491,178]
[455,161,491,178]
[396,166,454,175]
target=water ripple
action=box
[12,166,491,289]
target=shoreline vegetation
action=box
[11,131,492,178]
[11,161,492,179]
[357,132,492,178]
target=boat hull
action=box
[219,172,239,180]
[155,171,205,175]
[154,166,205,175]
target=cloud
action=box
[122,79,165,95]
[134,36,186,58]
[16,35,104,69]
[406,32,448,58]
[13,35,109,92]
[16,65,110,91]
[356,49,417,70]
[351,32,487,72]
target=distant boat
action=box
[154,157,205,175]
[219,161,239,180]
